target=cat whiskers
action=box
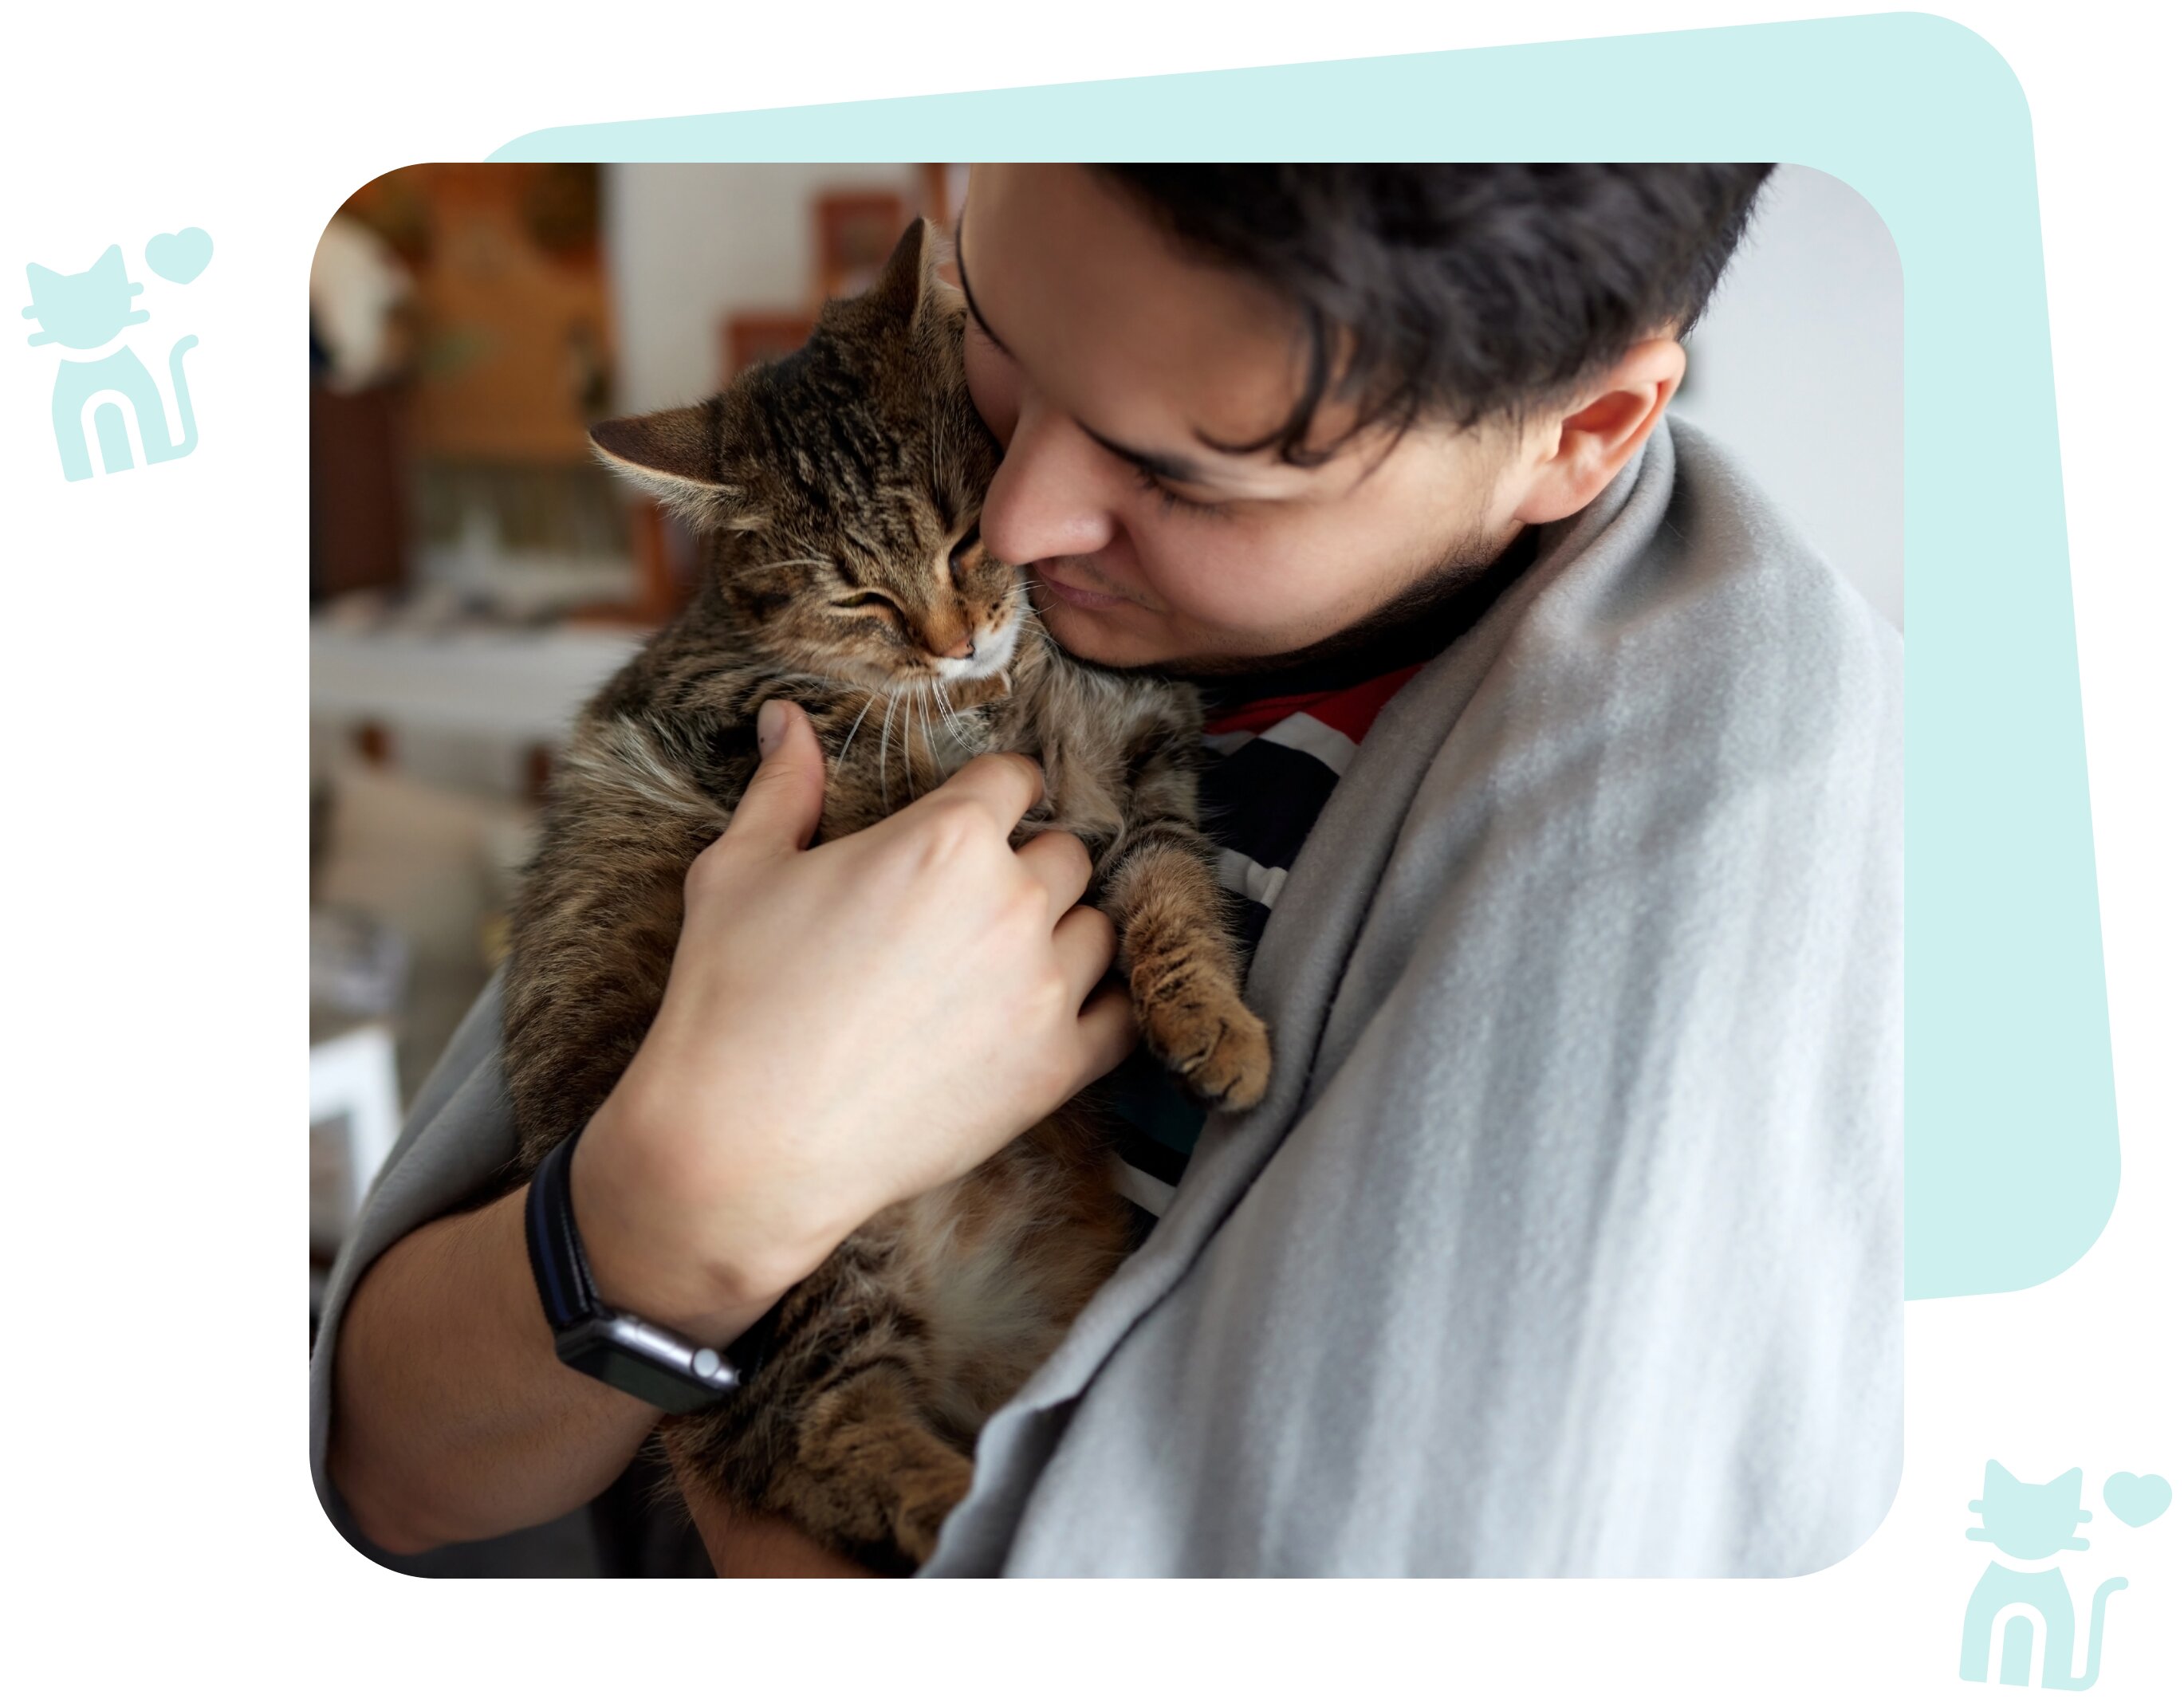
[846,676,980,809]
[908,687,928,799]
[836,690,880,768]
[930,678,967,748]
[1014,574,1062,637]
[1015,580,1066,662]
[876,690,899,810]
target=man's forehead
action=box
[957,166,1340,497]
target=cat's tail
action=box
[2060,1576,2129,1689]
[167,334,199,457]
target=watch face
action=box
[556,1315,739,1414]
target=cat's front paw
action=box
[1143,993,1271,1114]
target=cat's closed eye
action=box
[829,585,908,633]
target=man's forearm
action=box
[327,1184,663,1554]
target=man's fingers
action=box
[722,701,828,854]
[1067,985,1139,1096]
[923,750,1045,838]
[1049,908,1133,1110]
[1017,830,1096,926]
[1052,902,1120,1001]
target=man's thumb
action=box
[729,699,827,851]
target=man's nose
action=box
[978,397,1120,566]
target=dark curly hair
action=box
[1095,164,1775,464]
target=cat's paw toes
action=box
[1151,999,1271,1114]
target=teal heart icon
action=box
[2103,1472,2171,1528]
[145,227,213,285]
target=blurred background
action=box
[307,162,1902,1343]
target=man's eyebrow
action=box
[954,208,1221,489]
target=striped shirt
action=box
[1106,533,1537,1219]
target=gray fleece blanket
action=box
[309,417,1903,1576]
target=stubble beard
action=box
[1048,509,1523,681]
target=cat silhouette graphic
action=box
[22,244,199,482]
[1961,1461,2129,1689]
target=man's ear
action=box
[589,403,754,529]
[867,217,937,322]
[1509,337,1687,526]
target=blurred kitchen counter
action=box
[310,615,647,744]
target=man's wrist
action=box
[562,1093,805,1350]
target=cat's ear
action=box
[868,218,937,323]
[589,403,754,529]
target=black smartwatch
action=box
[523,1135,777,1414]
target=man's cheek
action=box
[1159,549,1300,634]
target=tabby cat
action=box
[502,219,1269,1573]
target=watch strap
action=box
[525,1134,603,1332]
[523,1135,771,1413]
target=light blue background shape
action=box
[492,11,2117,1300]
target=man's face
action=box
[956,164,1537,672]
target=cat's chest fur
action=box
[805,643,1196,863]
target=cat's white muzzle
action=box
[931,603,1024,685]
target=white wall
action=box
[604,163,921,415]
[1673,164,1905,629]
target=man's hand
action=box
[573,696,1139,1344]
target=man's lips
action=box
[1033,560,1135,611]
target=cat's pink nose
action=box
[931,630,975,661]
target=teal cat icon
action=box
[24,245,144,348]
[23,244,199,482]
[1961,1462,2128,1689]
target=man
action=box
[316,163,1902,1576]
